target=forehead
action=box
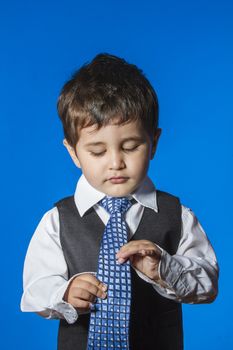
[77,120,149,145]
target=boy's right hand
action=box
[63,273,108,314]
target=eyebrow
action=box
[84,137,144,147]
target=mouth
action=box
[108,176,129,184]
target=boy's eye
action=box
[88,144,140,157]
[89,151,106,157]
[123,145,139,152]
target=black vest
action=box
[56,191,183,350]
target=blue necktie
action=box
[87,196,132,349]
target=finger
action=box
[73,274,108,292]
[117,241,156,256]
[116,246,159,263]
[75,274,108,292]
[71,298,92,310]
[73,281,107,299]
[72,288,98,303]
[119,240,153,250]
[117,242,156,257]
[135,249,161,266]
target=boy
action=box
[21,53,219,350]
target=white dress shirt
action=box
[21,175,219,324]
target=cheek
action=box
[81,156,105,177]
[128,152,150,174]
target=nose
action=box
[109,151,126,170]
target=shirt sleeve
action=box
[20,208,91,324]
[135,205,219,303]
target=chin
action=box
[104,185,134,198]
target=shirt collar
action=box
[74,174,158,217]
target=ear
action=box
[151,128,162,160]
[63,139,81,168]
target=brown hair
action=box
[57,53,159,148]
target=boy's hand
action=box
[116,240,162,281]
[63,273,107,314]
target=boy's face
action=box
[64,120,161,197]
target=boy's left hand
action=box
[116,240,162,281]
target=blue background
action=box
[1,0,232,348]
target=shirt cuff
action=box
[159,250,184,288]
[48,300,78,324]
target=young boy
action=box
[21,53,219,350]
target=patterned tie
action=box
[87,196,132,349]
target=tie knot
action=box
[100,196,132,215]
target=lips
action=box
[108,176,129,184]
